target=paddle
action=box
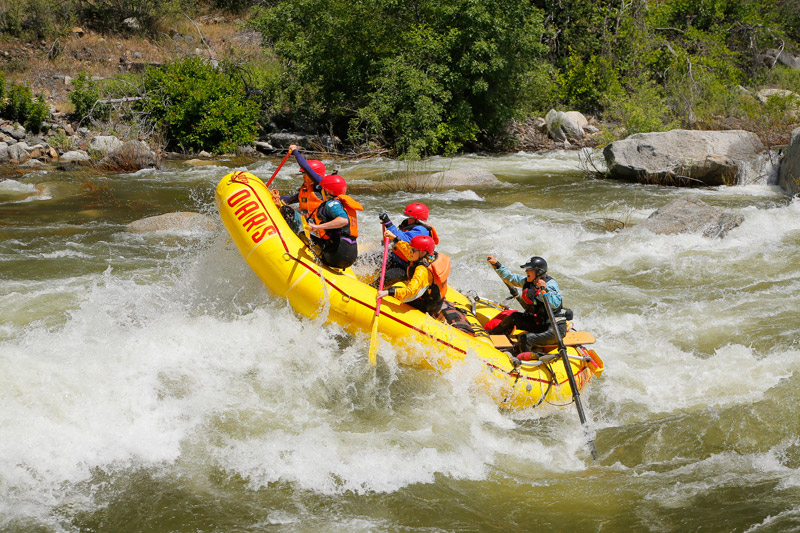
[265,148,293,188]
[541,293,598,460]
[368,234,391,366]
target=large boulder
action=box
[603,130,765,186]
[126,212,215,233]
[60,150,92,163]
[545,109,585,142]
[7,142,30,163]
[778,127,800,196]
[99,141,159,171]
[89,135,124,155]
[638,197,744,238]
[375,167,500,192]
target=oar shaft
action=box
[542,294,598,460]
[265,149,293,188]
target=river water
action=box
[1,150,799,532]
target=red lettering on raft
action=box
[252,224,276,243]
[227,189,250,207]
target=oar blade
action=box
[368,314,379,366]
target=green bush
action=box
[0,0,74,38]
[141,57,259,154]
[1,82,49,132]
[559,52,623,112]
[603,75,677,135]
[69,73,110,122]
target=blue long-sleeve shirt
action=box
[385,220,430,243]
[280,150,324,204]
[492,263,562,309]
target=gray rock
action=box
[60,150,91,162]
[545,109,585,142]
[603,129,765,186]
[89,135,124,154]
[376,167,500,192]
[7,143,30,162]
[0,142,9,163]
[638,197,744,238]
[99,140,159,171]
[1,124,26,140]
[126,212,215,233]
[763,49,800,69]
[262,132,339,152]
[564,111,589,128]
[254,141,275,153]
[778,127,800,196]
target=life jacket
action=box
[297,175,323,215]
[406,251,451,315]
[394,219,439,262]
[520,275,564,323]
[311,195,364,240]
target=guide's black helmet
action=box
[520,256,547,276]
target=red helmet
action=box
[410,235,435,254]
[320,174,347,196]
[404,202,429,221]
[300,160,326,176]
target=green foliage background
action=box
[2,0,798,154]
[140,57,259,154]
[248,0,799,154]
[249,0,548,157]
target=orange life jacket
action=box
[297,175,323,215]
[311,194,364,240]
[406,251,451,315]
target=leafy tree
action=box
[140,57,259,154]
[250,0,547,156]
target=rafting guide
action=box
[485,255,570,353]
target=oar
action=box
[541,293,598,460]
[368,234,391,366]
[265,148,293,188]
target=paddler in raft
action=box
[307,174,364,269]
[377,236,473,333]
[485,255,570,352]
[373,202,440,287]
[280,144,327,218]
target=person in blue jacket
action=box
[375,202,439,287]
[485,255,568,352]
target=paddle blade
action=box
[368,314,379,365]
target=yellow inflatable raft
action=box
[215,171,604,410]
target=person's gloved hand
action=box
[379,212,392,226]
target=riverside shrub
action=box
[141,58,259,154]
[1,82,49,132]
[69,73,109,122]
